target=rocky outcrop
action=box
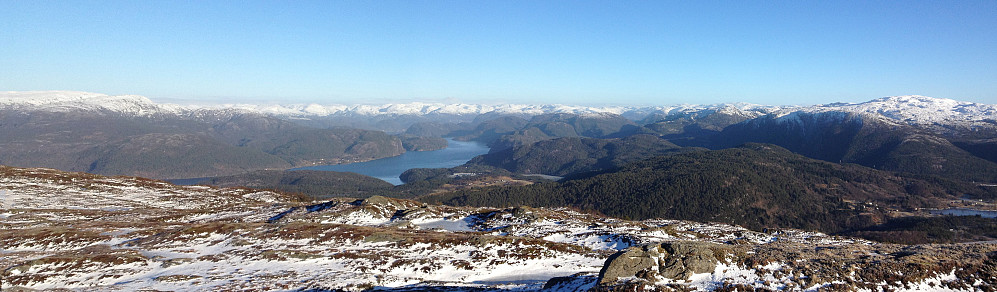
[597,241,729,285]
[587,240,997,291]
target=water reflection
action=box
[292,139,489,185]
[929,208,997,218]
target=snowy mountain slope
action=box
[211,102,634,117]
[813,95,997,125]
[8,165,954,291]
[0,91,634,118]
[222,95,996,133]
[0,91,189,116]
[757,95,996,139]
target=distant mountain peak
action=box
[869,95,961,104]
[0,90,152,103]
[3,91,994,130]
[0,90,180,115]
[760,95,995,131]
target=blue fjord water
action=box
[929,208,997,218]
[291,139,489,185]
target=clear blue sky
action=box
[2,0,995,106]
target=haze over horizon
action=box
[3,1,995,106]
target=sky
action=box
[2,0,995,106]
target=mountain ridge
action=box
[5,91,994,130]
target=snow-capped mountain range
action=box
[2,91,994,127]
[0,91,188,116]
[798,95,997,125]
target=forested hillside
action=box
[708,112,997,182]
[466,134,690,176]
[196,170,394,199]
[0,110,405,179]
[424,144,996,233]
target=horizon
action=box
[3,1,995,105]
[149,92,960,108]
[147,93,986,109]
[4,90,976,109]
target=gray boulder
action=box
[597,241,729,285]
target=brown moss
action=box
[0,226,108,249]
[3,247,148,287]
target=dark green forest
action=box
[198,170,394,200]
[466,135,692,176]
[423,144,997,233]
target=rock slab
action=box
[597,240,728,285]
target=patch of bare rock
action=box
[591,240,996,291]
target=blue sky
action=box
[2,0,995,106]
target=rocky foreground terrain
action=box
[1,165,994,291]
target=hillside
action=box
[708,111,997,183]
[425,144,997,233]
[3,165,994,291]
[0,94,406,179]
[486,112,644,151]
[642,104,762,137]
[804,95,997,138]
[466,134,689,176]
[449,115,529,143]
[399,135,448,151]
[85,133,293,179]
[195,170,394,199]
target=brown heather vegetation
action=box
[4,246,147,287]
[0,226,108,250]
[736,242,997,291]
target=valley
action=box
[2,91,997,290]
[292,139,490,185]
[7,1,997,290]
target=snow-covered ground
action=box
[1,165,884,291]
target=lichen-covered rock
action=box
[597,245,660,285]
[542,272,599,291]
[358,195,425,217]
[360,195,410,208]
[597,240,729,285]
[658,240,726,279]
[594,241,997,291]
